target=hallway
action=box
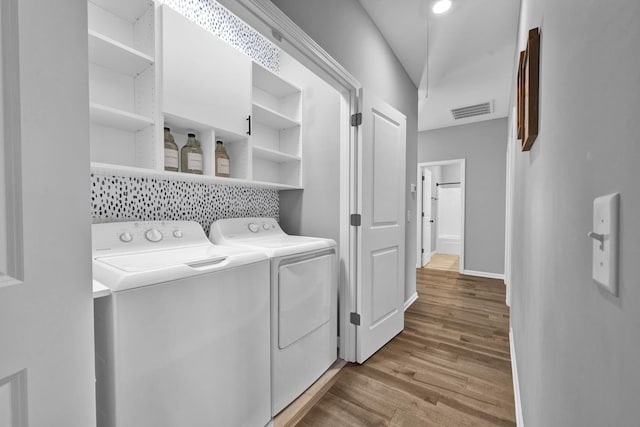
[424,254,460,273]
[296,269,515,426]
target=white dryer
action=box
[92,220,271,427]
[210,217,338,415]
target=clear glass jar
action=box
[163,127,179,172]
[181,133,203,174]
[215,140,230,177]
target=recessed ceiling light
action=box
[432,0,452,14]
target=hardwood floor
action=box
[296,268,515,426]
[424,254,460,273]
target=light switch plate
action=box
[591,193,619,295]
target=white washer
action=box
[210,217,338,415]
[92,220,272,427]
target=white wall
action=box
[271,0,419,304]
[436,184,461,255]
[440,164,460,184]
[509,0,640,425]
[418,119,507,274]
[437,187,461,238]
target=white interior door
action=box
[421,168,432,266]
[0,1,96,425]
[356,91,406,363]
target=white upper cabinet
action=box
[162,6,251,137]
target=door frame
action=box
[0,0,24,288]
[417,167,433,268]
[416,159,466,273]
[504,107,518,306]
[218,0,362,362]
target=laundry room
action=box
[1,0,417,424]
[88,1,346,425]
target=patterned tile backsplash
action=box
[91,174,279,235]
[163,0,280,73]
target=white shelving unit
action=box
[88,0,159,169]
[251,62,302,188]
[88,3,304,190]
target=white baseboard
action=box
[462,269,505,280]
[510,328,524,426]
[404,292,418,311]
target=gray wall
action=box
[418,118,507,275]
[271,0,419,302]
[510,0,640,425]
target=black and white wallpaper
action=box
[91,174,279,235]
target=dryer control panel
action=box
[211,217,282,240]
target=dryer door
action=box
[278,253,334,349]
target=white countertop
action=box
[93,280,111,299]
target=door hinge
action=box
[421,248,424,254]
[350,312,361,326]
[422,175,425,181]
[422,212,425,217]
[350,214,361,227]
[351,112,362,127]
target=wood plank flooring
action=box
[296,268,515,426]
[424,254,460,273]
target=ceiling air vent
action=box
[451,101,493,120]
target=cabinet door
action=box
[162,6,251,136]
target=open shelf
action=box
[91,162,302,190]
[252,146,301,163]
[89,0,152,23]
[163,112,250,180]
[88,30,154,76]
[90,103,153,131]
[252,102,300,129]
[251,61,302,189]
[253,62,300,97]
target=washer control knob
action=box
[262,223,270,230]
[173,230,183,238]
[145,228,163,242]
[119,232,133,243]
[248,223,259,233]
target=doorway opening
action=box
[416,159,466,274]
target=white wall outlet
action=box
[589,193,619,295]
